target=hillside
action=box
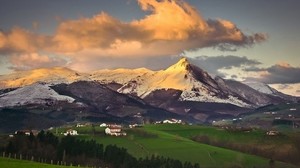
[56,124,297,168]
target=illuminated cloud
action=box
[0,0,267,71]
[9,53,67,71]
[0,27,51,54]
[269,83,300,97]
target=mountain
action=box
[244,81,298,102]
[111,58,249,107]
[0,57,298,125]
[0,81,182,132]
[215,78,284,106]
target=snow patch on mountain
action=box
[180,90,250,107]
[0,83,75,107]
[244,82,277,95]
[91,68,154,84]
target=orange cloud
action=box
[0,0,267,71]
[0,27,50,54]
[276,61,291,68]
[9,53,67,71]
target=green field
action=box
[0,157,72,168]
[57,124,297,168]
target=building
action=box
[105,125,126,136]
[266,130,279,136]
[100,123,107,127]
[76,123,85,127]
[63,129,78,136]
[129,124,143,128]
[15,130,39,136]
[163,119,182,124]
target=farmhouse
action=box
[129,124,143,128]
[76,123,85,127]
[64,129,78,136]
[105,125,126,136]
[15,130,39,136]
[100,123,107,127]
[266,130,279,136]
[163,119,182,124]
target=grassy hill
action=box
[55,124,298,168]
[0,157,71,168]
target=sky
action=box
[0,0,299,96]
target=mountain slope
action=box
[215,77,278,106]
[244,82,278,95]
[244,81,298,102]
[0,83,75,107]
[51,81,180,120]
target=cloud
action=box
[0,0,267,71]
[9,53,68,71]
[269,83,300,97]
[244,62,300,84]
[188,55,261,76]
[0,27,51,54]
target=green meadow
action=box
[64,124,297,168]
[0,157,71,168]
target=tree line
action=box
[1,131,200,168]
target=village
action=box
[11,118,183,138]
[11,115,293,139]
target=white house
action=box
[100,123,107,127]
[64,129,78,136]
[105,125,126,136]
[266,130,279,136]
[163,119,182,124]
[129,124,142,128]
[76,123,85,127]
[15,130,39,136]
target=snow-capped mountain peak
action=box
[116,57,250,107]
[165,57,190,72]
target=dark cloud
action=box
[188,55,261,76]
[244,63,300,84]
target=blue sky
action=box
[0,0,299,95]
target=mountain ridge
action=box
[0,57,297,108]
[0,57,298,125]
